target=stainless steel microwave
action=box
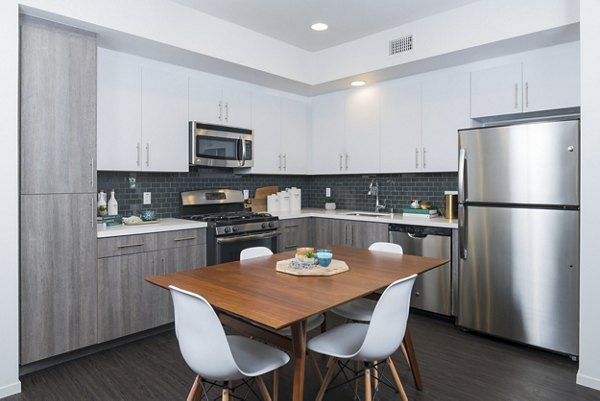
[189,121,253,168]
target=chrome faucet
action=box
[368,179,386,212]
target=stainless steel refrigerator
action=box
[457,119,580,356]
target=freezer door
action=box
[458,120,579,205]
[458,206,579,355]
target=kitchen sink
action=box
[344,212,392,218]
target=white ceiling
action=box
[169,0,480,52]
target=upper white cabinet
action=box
[248,93,310,174]
[189,72,253,128]
[250,92,281,174]
[281,98,310,174]
[380,79,421,173]
[141,64,189,172]
[311,92,346,174]
[421,71,470,172]
[97,49,189,172]
[471,42,580,119]
[345,87,380,174]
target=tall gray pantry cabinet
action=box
[20,17,97,364]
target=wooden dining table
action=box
[146,245,448,401]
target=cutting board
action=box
[254,185,278,199]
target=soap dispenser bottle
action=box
[107,189,118,216]
[97,190,107,216]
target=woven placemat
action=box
[276,258,349,276]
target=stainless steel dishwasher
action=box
[389,224,452,316]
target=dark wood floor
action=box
[7,313,600,401]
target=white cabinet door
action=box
[251,92,282,174]
[345,87,380,174]
[421,71,470,172]
[523,44,580,113]
[470,63,522,119]
[380,79,421,173]
[311,92,345,174]
[141,65,189,172]
[97,48,142,171]
[222,81,253,128]
[281,98,309,174]
[189,71,224,124]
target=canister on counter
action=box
[444,191,458,219]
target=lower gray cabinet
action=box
[20,194,98,364]
[279,218,311,252]
[313,218,388,248]
[97,251,169,342]
[97,229,206,343]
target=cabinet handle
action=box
[286,224,299,228]
[283,153,287,171]
[90,158,94,188]
[345,153,349,170]
[225,102,229,122]
[278,153,282,170]
[91,198,95,228]
[136,142,141,167]
[514,83,519,109]
[286,245,299,249]
[415,148,419,169]
[117,243,145,249]
[525,82,529,109]
[218,101,223,121]
[423,148,427,169]
[339,153,343,171]
[174,236,196,242]
[146,143,150,167]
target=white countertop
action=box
[272,208,458,229]
[97,217,207,238]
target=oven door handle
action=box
[216,231,281,244]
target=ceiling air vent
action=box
[389,35,413,55]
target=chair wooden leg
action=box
[387,357,409,401]
[403,326,423,390]
[256,376,273,401]
[186,375,202,401]
[353,361,360,398]
[400,343,411,367]
[222,387,229,401]
[315,357,338,401]
[365,366,372,401]
[273,369,280,401]
[373,360,379,390]
[310,352,324,384]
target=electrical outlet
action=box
[143,192,151,205]
[326,188,331,197]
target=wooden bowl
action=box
[420,201,432,209]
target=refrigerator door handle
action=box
[458,148,466,203]
[458,204,467,259]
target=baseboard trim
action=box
[577,372,600,391]
[0,381,21,399]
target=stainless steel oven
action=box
[189,121,253,168]
[180,189,279,265]
[216,230,280,264]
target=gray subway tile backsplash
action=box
[97,168,457,218]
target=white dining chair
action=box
[240,246,325,337]
[330,242,403,321]
[307,274,417,401]
[169,285,290,401]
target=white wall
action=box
[0,1,21,398]
[577,0,600,391]
[310,0,579,84]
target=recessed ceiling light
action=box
[311,23,328,31]
[351,81,366,87]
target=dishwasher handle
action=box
[407,232,428,239]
